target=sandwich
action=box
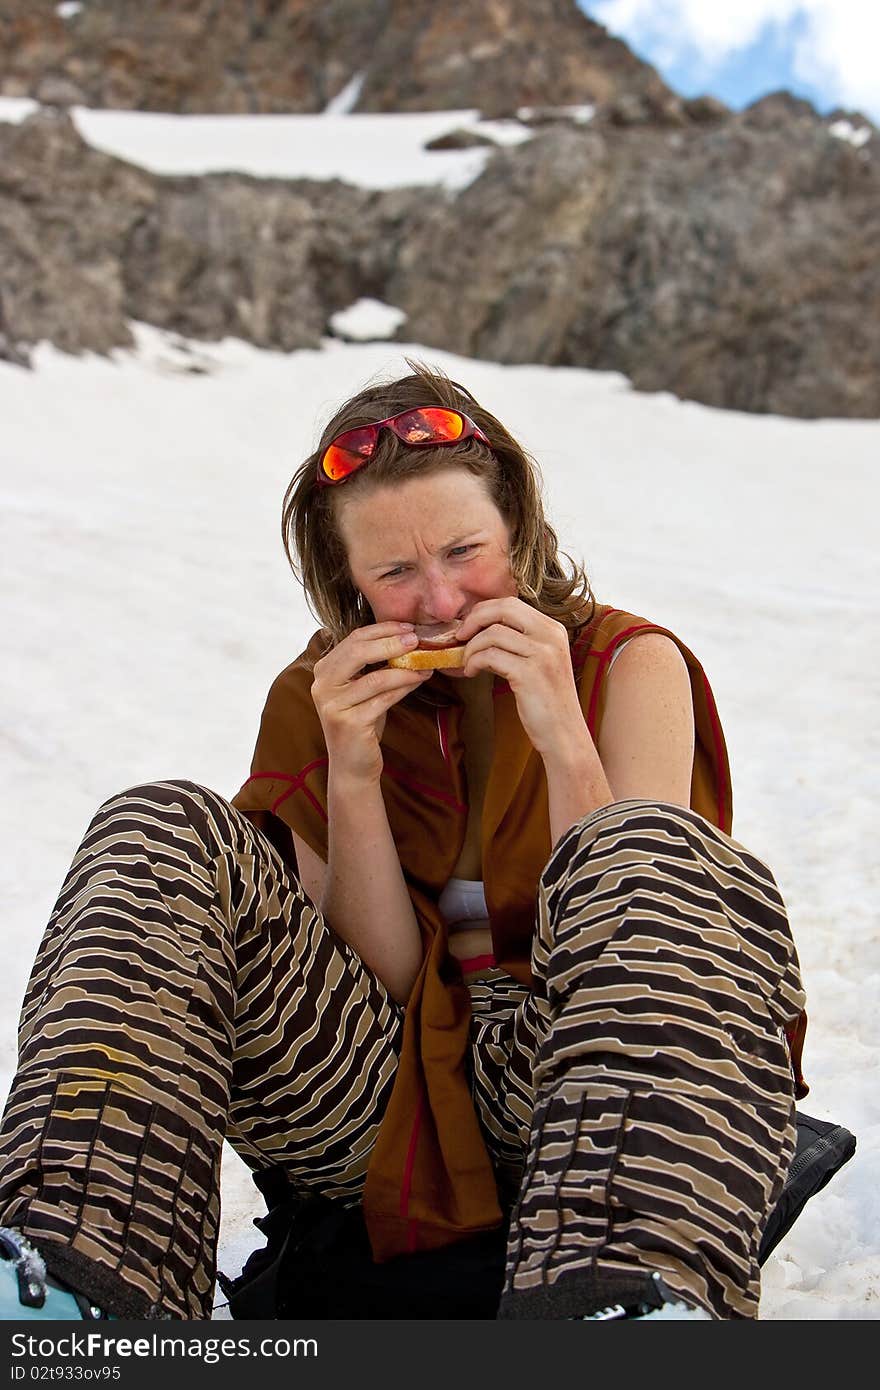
[388,622,466,670]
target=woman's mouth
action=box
[411,621,464,649]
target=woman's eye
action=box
[449,545,474,558]
[381,566,406,580]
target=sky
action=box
[578,0,880,124]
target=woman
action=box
[0,364,806,1321]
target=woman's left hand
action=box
[455,598,590,762]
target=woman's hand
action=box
[455,598,590,763]
[311,622,431,783]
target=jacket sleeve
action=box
[231,634,332,863]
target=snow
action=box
[828,118,872,148]
[0,99,531,191]
[1,323,877,1320]
[323,72,366,116]
[0,99,39,124]
[517,103,596,124]
[329,298,407,341]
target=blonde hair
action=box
[282,361,595,643]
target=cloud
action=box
[590,0,880,119]
[792,2,880,117]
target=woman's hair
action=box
[282,360,595,643]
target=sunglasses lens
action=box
[321,425,379,481]
[319,408,481,484]
[393,408,466,444]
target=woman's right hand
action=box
[310,622,431,783]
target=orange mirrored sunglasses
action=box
[317,406,491,485]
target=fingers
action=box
[455,598,531,642]
[461,620,570,684]
[316,661,429,714]
[464,622,532,663]
[346,664,432,707]
[456,597,568,644]
[312,656,430,758]
[352,672,432,722]
[313,623,418,687]
[462,644,520,682]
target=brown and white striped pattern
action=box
[498,799,806,1320]
[0,782,405,1318]
[0,787,804,1320]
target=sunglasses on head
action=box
[317,406,491,485]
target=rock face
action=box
[0,0,677,117]
[0,108,402,363]
[389,98,880,418]
[3,95,876,418]
[1,10,877,418]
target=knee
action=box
[99,780,219,816]
[544,799,713,887]
[579,797,711,844]
[539,798,785,972]
[92,781,235,849]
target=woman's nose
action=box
[419,570,464,622]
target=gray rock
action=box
[0,0,675,116]
[0,111,411,365]
[388,128,609,365]
[424,129,499,151]
[34,75,86,108]
[1,25,877,418]
[682,95,729,125]
[388,110,880,417]
[601,89,687,128]
[0,110,149,359]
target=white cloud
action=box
[590,0,880,119]
[592,0,796,63]
[792,2,880,118]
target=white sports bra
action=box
[606,637,633,674]
[437,877,489,928]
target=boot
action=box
[0,1228,114,1320]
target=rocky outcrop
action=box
[1,91,877,418]
[389,96,880,417]
[0,0,679,119]
[0,107,405,362]
[0,108,153,360]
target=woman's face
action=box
[336,468,518,628]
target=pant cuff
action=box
[498,1266,677,1320]
[35,1238,164,1319]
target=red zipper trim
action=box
[456,953,497,972]
[239,761,329,817]
[571,607,618,677]
[427,708,467,812]
[701,671,732,832]
[382,763,466,814]
[400,1086,426,1252]
[437,706,451,764]
[585,622,651,736]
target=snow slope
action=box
[1,326,877,1318]
[0,98,531,190]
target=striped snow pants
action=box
[0,782,805,1319]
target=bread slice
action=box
[388,645,466,671]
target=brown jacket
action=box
[233,603,804,1260]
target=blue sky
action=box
[577,1,878,123]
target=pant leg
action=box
[466,972,536,1208]
[0,781,403,1319]
[499,799,806,1321]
